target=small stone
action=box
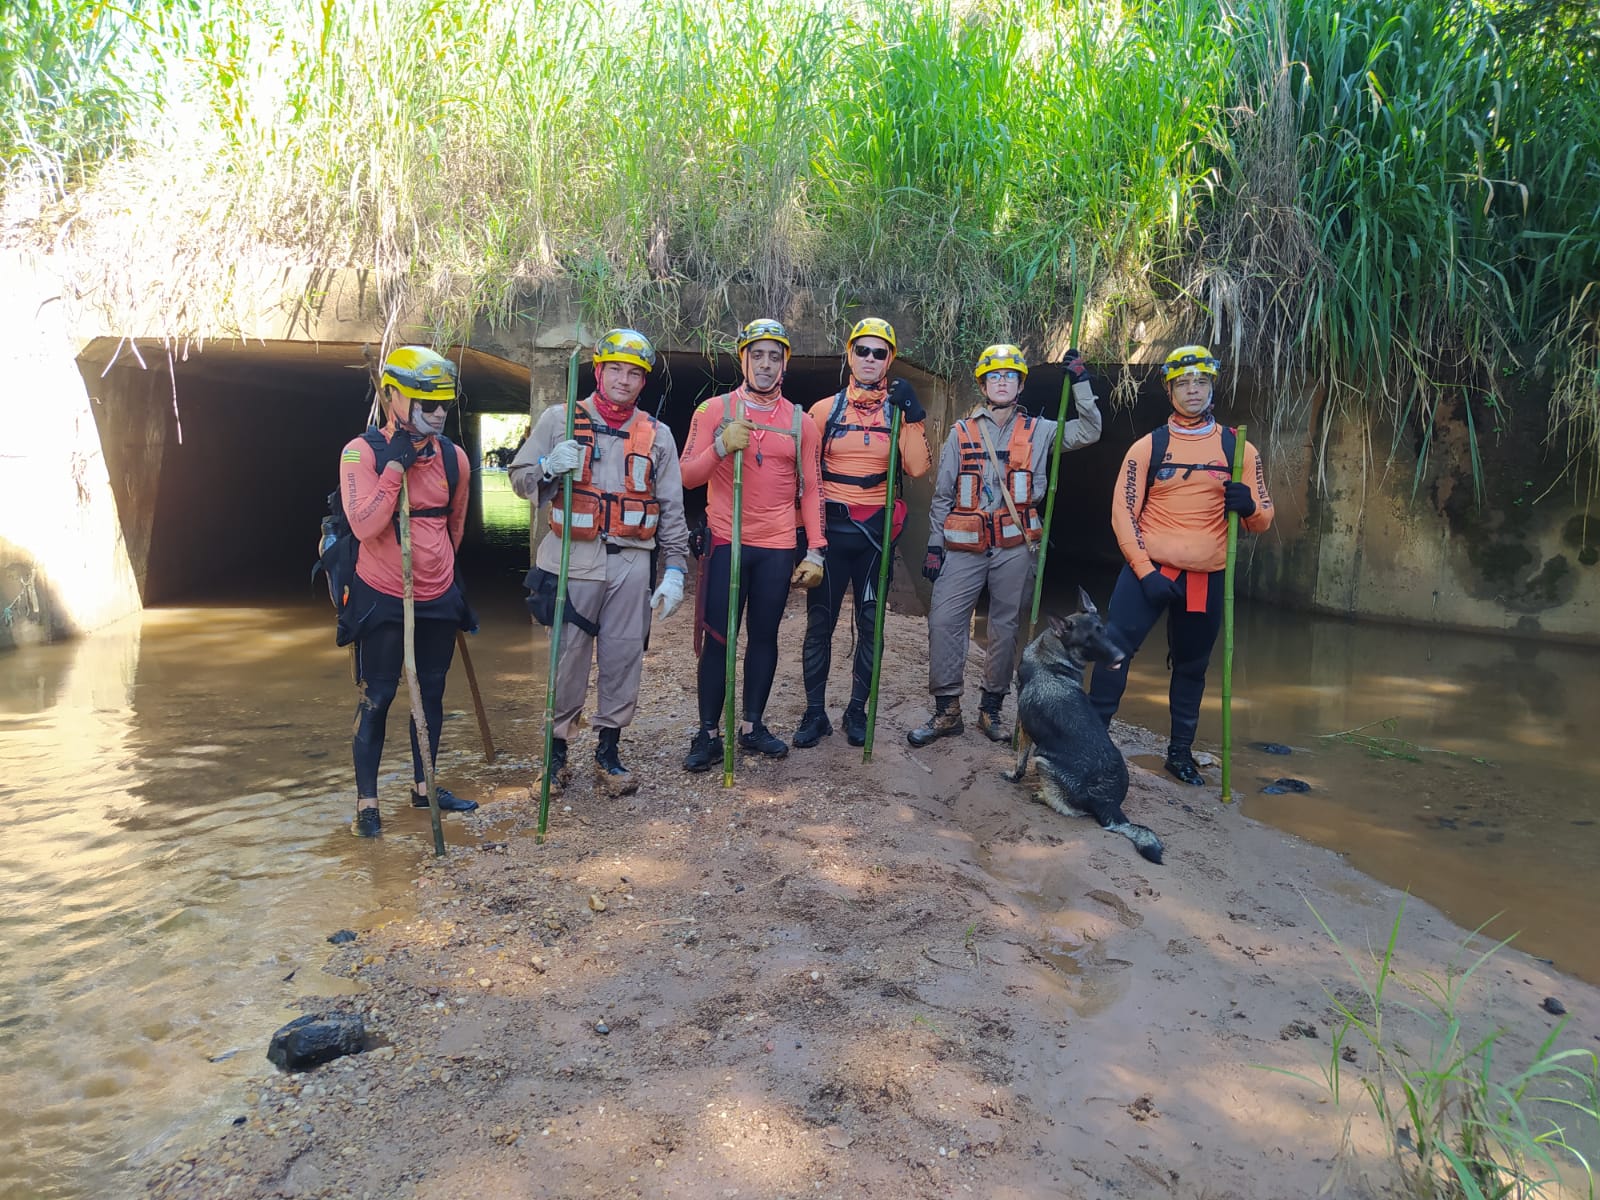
[595,1021,611,1035]
[327,930,358,945]
[1542,997,1568,1016]
[479,978,493,989]
[589,895,608,913]
[809,971,820,982]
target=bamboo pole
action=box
[862,404,903,762]
[454,632,495,762]
[1220,423,1248,803]
[722,396,744,788]
[537,348,580,842]
[398,475,446,857]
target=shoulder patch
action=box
[341,447,362,463]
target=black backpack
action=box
[1146,423,1236,495]
[313,428,459,623]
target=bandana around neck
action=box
[845,376,887,413]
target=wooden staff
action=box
[537,347,580,842]
[398,476,446,857]
[454,632,495,762]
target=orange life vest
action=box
[943,412,1041,553]
[549,407,661,543]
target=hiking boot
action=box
[842,701,868,748]
[908,695,963,747]
[1164,744,1206,787]
[976,690,1010,742]
[536,737,570,790]
[594,727,638,796]
[684,728,723,773]
[738,723,789,759]
[412,786,479,812]
[354,806,382,838]
[792,709,833,749]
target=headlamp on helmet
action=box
[847,317,897,353]
[381,345,459,403]
[974,343,1028,381]
[736,318,792,356]
[1162,345,1221,383]
[594,328,657,373]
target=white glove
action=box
[650,567,686,620]
[543,439,585,479]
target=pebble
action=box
[809,971,820,982]
[1254,742,1293,755]
[327,930,358,945]
[595,1021,611,1035]
[479,978,494,989]
[589,895,608,913]
[1542,997,1567,1016]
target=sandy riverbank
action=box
[147,602,1598,1200]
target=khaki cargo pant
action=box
[926,542,1037,697]
[553,547,651,738]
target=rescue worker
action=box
[341,346,478,837]
[679,318,826,770]
[1086,345,1274,784]
[910,345,1102,747]
[794,318,932,748]
[510,329,691,796]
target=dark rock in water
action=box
[1261,785,1289,794]
[267,1013,366,1071]
[327,929,358,945]
[1434,817,1459,830]
[1271,778,1311,793]
[1254,742,1293,756]
[1542,997,1567,1016]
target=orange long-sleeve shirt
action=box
[680,392,825,550]
[342,430,470,601]
[807,392,932,505]
[1112,421,1272,577]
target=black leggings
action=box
[802,518,892,710]
[352,618,457,798]
[697,543,792,729]
[1086,564,1224,749]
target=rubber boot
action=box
[842,700,867,748]
[539,737,570,791]
[793,708,833,749]
[907,695,963,748]
[975,689,1010,742]
[1164,742,1206,787]
[594,727,638,797]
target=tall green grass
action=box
[3,0,1597,492]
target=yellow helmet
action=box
[594,327,657,373]
[974,343,1028,381]
[736,318,791,355]
[380,345,458,402]
[847,317,896,352]
[1163,345,1221,382]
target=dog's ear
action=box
[1077,586,1098,615]
[1046,612,1068,636]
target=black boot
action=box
[684,727,723,773]
[539,737,570,790]
[842,700,868,747]
[738,722,789,758]
[908,695,963,747]
[975,689,1010,742]
[1164,743,1206,786]
[793,708,833,749]
[594,727,637,796]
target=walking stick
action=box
[454,632,495,762]
[1220,423,1248,804]
[722,396,745,788]
[398,476,446,858]
[862,404,903,763]
[537,347,580,843]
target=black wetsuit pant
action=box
[1086,564,1224,749]
[802,510,893,712]
[352,617,457,798]
[697,543,792,729]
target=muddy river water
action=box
[4,486,1598,1197]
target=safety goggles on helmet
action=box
[1163,345,1221,382]
[736,318,792,355]
[847,317,897,353]
[381,345,459,402]
[974,343,1029,381]
[593,327,657,373]
[852,344,890,361]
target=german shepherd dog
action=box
[1004,589,1165,864]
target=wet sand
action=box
[145,601,1600,1200]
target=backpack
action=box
[1145,424,1236,496]
[313,428,460,623]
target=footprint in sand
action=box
[1086,889,1143,928]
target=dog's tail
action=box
[1103,819,1164,865]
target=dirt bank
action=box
[147,603,1599,1200]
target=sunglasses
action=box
[414,399,455,414]
[852,344,890,361]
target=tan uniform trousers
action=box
[926,541,1037,697]
[553,546,651,738]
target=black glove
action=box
[922,545,946,583]
[1139,570,1183,608]
[888,379,927,423]
[376,428,419,473]
[1062,348,1089,383]
[1223,480,1256,518]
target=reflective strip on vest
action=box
[946,527,984,547]
[552,507,597,530]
